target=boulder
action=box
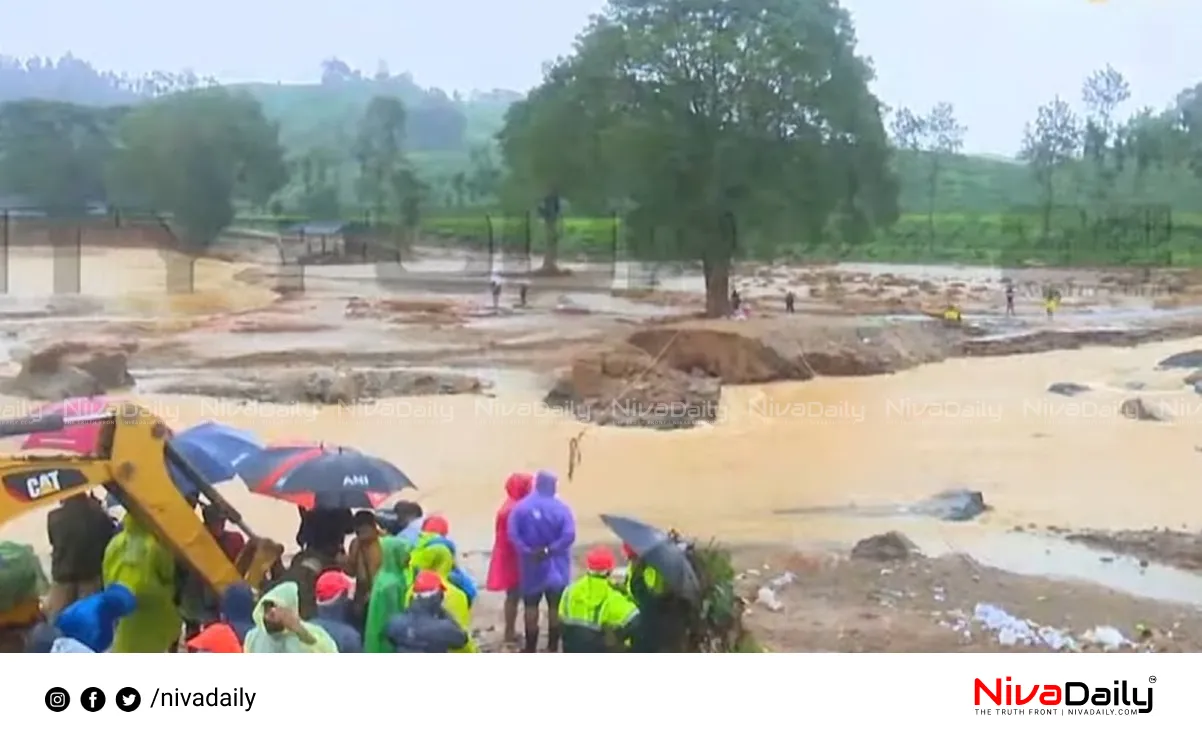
[1047,382,1090,397]
[1120,397,1169,422]
[850,531,921,561]
[1184,369,1202,386]
[1157,350,1202,369]
[3,340,136,400]
[911,488,989,522]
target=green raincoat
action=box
[408,543,476,652]
[103,514,181,653]
[363,537,412,653]
[244,582,337,653]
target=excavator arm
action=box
[0,403,282,595]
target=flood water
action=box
[3,247,1202,602]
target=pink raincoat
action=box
[485,473,532,592]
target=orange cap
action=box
[585,546,616,573]
[186,623,243,653]
[422,515,449,536]
[412,570,443,595]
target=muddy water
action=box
[3,247,276,316]
[5,332,1202,585]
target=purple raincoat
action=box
[506,470,576,596]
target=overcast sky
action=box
[1,0,1196,155]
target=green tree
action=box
[1080,65,1131,206]
[354,95,407,220]
[108,88,286,246]
[0,100,123,212]
[294,147,341,219]
[499,0,897,314]
[1020,97,1080,236]
[890,103,964,249]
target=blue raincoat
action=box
[55,584,136,652]
[507,470,576,595]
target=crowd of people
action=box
[0,467,683,653]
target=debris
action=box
[1082,625,1129,651]
[972,603,1076,650]
[755,586,783,612]
[851,531,921,561]
[1047,382,1090,396]
[767,572,796,589]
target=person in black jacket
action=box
[45,493,115,619]
[385,570,469,652]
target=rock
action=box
[2,340,136,399]
[755,586,783,611]
[910,488,989,522]
[851,531,921,561]
[1185,369,1202,386]
[1120,397,1169,421]
[153,368,486,405]
[544,343,721,430]
[1047,382,1090,397]
[1157,350,1202,369]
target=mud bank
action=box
[549,316,1202,429]
[148,367,487,405]
[1064,529,1202,574]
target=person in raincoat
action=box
[102,514,181,653]
[54,583,136,652]
[362,537,412,652]
[486,472,532,645]
[413,516,478,606]
[220,583,256,644]
[407,542,477,652]
[507,469,576,653]
[559,547,639,653]
[386,570,471,652]
[312,571,363,652]
[0,541,48,653]
[621,544,684,653]
[244,582,337,653]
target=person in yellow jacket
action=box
[102,513,182,652]
[559,546,639,653]
[244,581,337,653]
[941,304,961,323]
[407,542,476,651]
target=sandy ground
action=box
[5,243,1202,651]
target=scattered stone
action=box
[1047,382,1090,396]
[153,367,487,405]
[1157,350,1202,369]
[909,488,989,522]
[1120,397,1169,421]
[851,531,921,561]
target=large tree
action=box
[890,102,964,249]
[498,0,898,314]
[1019,97,1080,236]
[0,100,124,212]
[108,88,287,246]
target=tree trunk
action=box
[540,216,560,272]
[702,254,731,318]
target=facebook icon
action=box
[80,687,106,712]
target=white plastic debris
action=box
[1082,625,1128,651]
[972,603,1076,650]
[767,571,796,589]
[756,586,783,611]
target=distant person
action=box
[1044,286,1059,319]
[730,288,741,312]
[784,291,795,314]
[390,501,425,544]
[45,493,116,618]
[1004,283,1015,316]
[518,281,529,307]
[559,547,639,653]
[203,505,245,562]
[386,570,471,653]
[244,582,337,653]
[312,571,363,652]
[490,270,503,309]
[487,472,533,646]
[407,543,476,651]
[345,510,384,626]
[412,516,478,605]
[102,514,181,653]
[507,470,576,653]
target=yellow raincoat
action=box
[244,582,337,653]
[103,514,181,653]
[407,543,476,652]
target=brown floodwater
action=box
[2,247,1202,576]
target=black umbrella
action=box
[600,513,701,602]
[259,447,414,499]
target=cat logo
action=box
[342,475,370,488]
[25,471,63,499]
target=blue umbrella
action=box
[168,422,264,495]
[234,443,348,491]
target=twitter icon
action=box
[115,687,141,712]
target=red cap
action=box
[186,623,243,653]
[585,546,616,573]
[314,571,354,603]
[412,570,443,595]
[422,515,449,536]
[622,543,637,560]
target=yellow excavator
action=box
[0,402,284,595]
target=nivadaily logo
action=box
[974,677,1154,715]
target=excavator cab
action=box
[0,403,283,595]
